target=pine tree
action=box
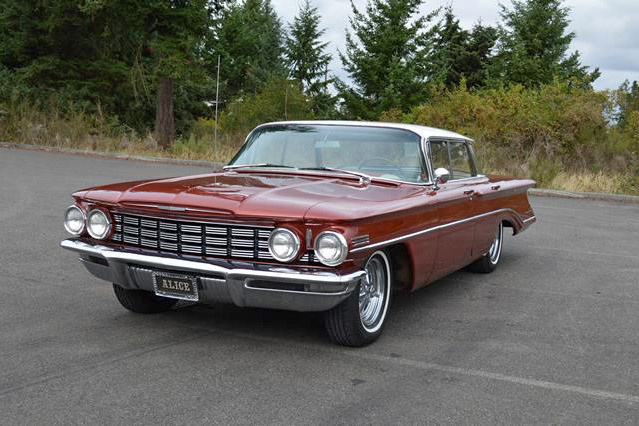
[426,8,498,88]
[492,0,599,87]
[460,23,498,88]
[617,80,639,128]
[214,0,285,100]
[285,0,334,115]
[0,0,218,144]
[338,0,438,119]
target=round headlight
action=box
[64,205,86,236]
[268,228,300,262]
[314,231,348,266]
[87,209,111,240]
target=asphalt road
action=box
[1,148,639,425]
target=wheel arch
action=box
[385,243,414,292]
[501,210,526,235]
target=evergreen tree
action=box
[0,0,218,143]
[492,0,599,87]
[141,1,215,147]
[429,7,469,87]
[214,0,285,100]
[465,23,499,88]
[429,7,496,88]
[285,0,334,116]
[617,80,639,128]
[338,0,438,119]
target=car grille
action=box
[110,212,319,264]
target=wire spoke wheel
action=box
[358,253,389,333]
[325,250,392,346]
[488,222,504,264]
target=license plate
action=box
[152,272,199,301]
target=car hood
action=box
[76,172,427,222]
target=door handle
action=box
[491,185,501,190]
[463,190,475,196]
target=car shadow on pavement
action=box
[141,251,523,347]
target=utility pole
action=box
[214,54,221,145]
[284,82,289,120]
[324,64,328,95]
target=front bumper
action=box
[61,239,363,312]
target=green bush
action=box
[383,80,618,174]
[219,76,314,134]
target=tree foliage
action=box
[0,0,217,137]
[285,0,334,116]
[219,76,312,133]
[616,80,639,128]
[429,7,497,88]
[491,0,599,87]
[338,0,438,119]
[213,0,285,101]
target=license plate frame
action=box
[152,271,199,301]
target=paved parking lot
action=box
[1,148,638,424]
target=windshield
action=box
[228,124,428,183]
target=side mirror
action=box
[433,168,450,189]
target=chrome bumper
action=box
[60,239,363,312]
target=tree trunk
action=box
[155,77,174,149]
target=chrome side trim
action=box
[523,216,536,224]
[351,235,371,247]
[351,208,524,253]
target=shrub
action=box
[384,80,619,175]
[219,76,313,134]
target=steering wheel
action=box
[358,157,407,180]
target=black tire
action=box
[324,251,392,347]
[468,221,504,273]
[112,284,177,314]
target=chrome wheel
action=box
[488,222,504,264]
[359,251,391,333]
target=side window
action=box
[430,140,449,171]
[448,141,475,179]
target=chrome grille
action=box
[110,212,320,264]
[111,213,274,261]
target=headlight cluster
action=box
[64,205,111,240]
[268,228,300,262]
[63,206,85,236]
[268,227,349,266]
[314,231,348,266]
[87,210,111,239]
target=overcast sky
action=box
[271,0,639,91]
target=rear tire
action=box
[324,251,392,347]
[113,284,177,314]
[468,222,504,273]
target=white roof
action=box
[259,120,473,142]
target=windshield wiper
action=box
[300,167,371,186]
[223,163,296,171]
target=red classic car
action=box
[61,121,536,346]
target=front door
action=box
[429,140,479,279]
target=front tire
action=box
[468,221,504,273]
[324,251,392,347]
[113,284,177,314]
